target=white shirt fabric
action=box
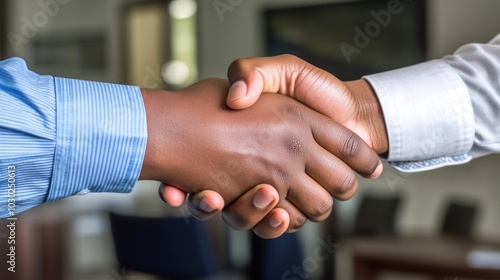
[364,33,500,172]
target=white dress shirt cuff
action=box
[364,60,474,171]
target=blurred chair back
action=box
[108,212,218,279]
[353,194,401,236]
[249,232,304,280]
[440,200,478,238]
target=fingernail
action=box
[370,163,384,179]
[227,80,247,101]
[270,215,283,228]
[199,197,216,213]
[253,189,274,209]
[158,184,166,202]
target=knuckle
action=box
[289,215,307,231]
[282,104,307,122]
[275,168,291,183]
[227,58,252,80]
[342,133,362,157]
[278,54,311,78]
[279,53,300,63]
[361,156,380,176]
[335,172,357,200]
[309,197,333,222]
[283,134,304,156]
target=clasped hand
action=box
[145,55,387,238]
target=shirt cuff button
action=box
[76,189,90,196]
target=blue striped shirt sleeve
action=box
[0,57,147,218]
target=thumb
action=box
[227,55,304,109]
[227,78,264,110]
[159,184,187,207]
[226,54,336,111]
[227,55,351,124]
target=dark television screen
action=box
[264,0,426,80]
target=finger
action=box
[303,106,382,178]
[159,184,187,207]
[276,199,309,233]
[227,79,263,110]
[304,147,360,201]
[188,191,225,220]
[285,173,335,222]
[222,186,308,234]
[252,208,290,239]
[226,55,386,166]
[227,55,293,109]
[222,184,279,230]
[227,54,343,111]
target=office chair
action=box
[249,232,304,280]
[108,212,218,279]
[440,200,478,238]
[352,194,401,236]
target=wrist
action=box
[344,79,388,155]
[139,88,174,181]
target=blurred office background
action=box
[1,0,500,279]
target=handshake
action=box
[140,55,389,239]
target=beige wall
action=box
[6,0,127,82]
[197,0,335,79]
[427,0,500,58]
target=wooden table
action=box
[342,236,500,280]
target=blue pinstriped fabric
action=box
[0,58,56,218]
[0,58,147,218]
